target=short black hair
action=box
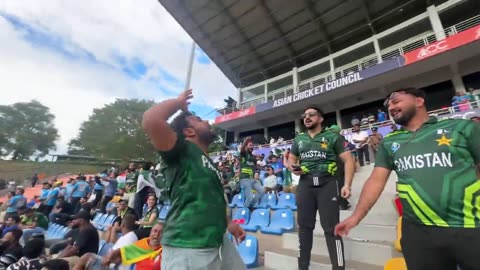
[170,111,194,136]
[7,215,20,223]
[384,87,426,106]
[42,259,69,270]
[304,105,324,117]
[121,214,137,231]
[23,238,45,259]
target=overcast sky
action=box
[0,0,236,155]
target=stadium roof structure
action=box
[158,0,450,88]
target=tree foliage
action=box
[69,99,157,161]
[0,100,59,160]
[208,125,226,153]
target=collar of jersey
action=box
[398,116,438,133]
[302,128,328,139]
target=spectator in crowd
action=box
[100,173,118,213]
[351,116,360,126]
[0,229,23,268]
[30,174,38,188]
[18,209,48,245]
[104,200,136,241]
[58,211,99,267]
[6,189,27,221]
[263,166,278,193]
[368,127,383,159]
[48,196,72,226]
[4,192,16,221]
[134,163,153,219]
[64,179,75,203]
[6,238,45,270]
[0,216,20,238]
[367,113,375,124]
[361,115,369,126]
[70,176,91,213]
[43,183,60,216]
[91,176,104,209]
[351,124,370,166]
[135,194,158,239]
[240,137,265,210]
[99,223,163,270]
[377,108,387,122]
[41,259,69,270]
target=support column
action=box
[234,131,239,143]
[329,58,335,80]
[335,109,343,129]
[264,127,269,141]
[292,67,299,93]
[237,88,242,109]
[264,83,268,102]
[427,5,446,41]
[451,74,466,94]
[373,37,382,63]
[295,119,302,134]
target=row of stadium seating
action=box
[227,234,259,268]
[229,192,297,210]
[233,208,295,235]
[45,223,71,240]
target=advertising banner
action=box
[256,57,404,112]
[403,25,480,65]
[214,106,256,124]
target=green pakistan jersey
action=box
[375,117,480,228]
[239,151,256,179]
[291,129,346,175]
[159,135,227,248]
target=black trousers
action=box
[297,174,344,270]
[356,145,370,166]
[401,219,480,270]
[71,197,81,213]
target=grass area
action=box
[0,160,106,184]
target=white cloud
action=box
[0,0,236,155]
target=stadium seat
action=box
[260,209,295,235]
[98,240,106,253]
[272,192,297,210]
[236,234,259,268]
[92,213,107,229]
[99,242,114,256]
[241,209,270,232]
[232,208,250,224]
[159,205,170,220]
[255,193,277,208]
[105,202,116,211]
[92,213,104,224]
[229,194,245,208]
[97,214,117,231]
[45,224,61,239]
[156,205,162,213]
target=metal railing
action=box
[234,14,480,110]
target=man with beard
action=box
[142,89,246,270]
[289,106,355,270]
[335,87,480,270]
[239,137,264,210]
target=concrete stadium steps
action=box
[281,233,401,266]
[264,248,383,270]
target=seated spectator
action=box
[263,166,278,192]
[99,223,163,270]
[57,211,99,268]
[5,189,27,222]
[1,216,20,238]
[104,200,136,240]
[6,238,45,270]
[18,209,48,245]
[135,194,159,239]
[75,214,139,270]
[48,196,72,226]
[41,259,69,270]
[0,229,23,268]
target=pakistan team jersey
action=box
[159,135,227,248]
[375,117,480,228]
[291,129,346,175]
[239,151,256,179]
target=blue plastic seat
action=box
[241,208,270,232]
[159,205,170,220]
[255,193,277,208]
[232,208,250,224]
[52,227,69,239]
[236,234,259,268]
[45,224,60,239]
[92,213,104,224]
[98,240,106,253]
[156,205,163,214]
[272,192,297,210]
[229,194,245,208]
[98,214,117,231]
[98,242,114,256]
[92,213,107,229]
[260,209,295,235]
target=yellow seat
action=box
[394,216,402,252]
[384,257,407,270]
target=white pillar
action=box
[295,119,302,134]
[329,58,335,80]
[237,88,242,109]
[264,127,269,140]
[234,131,239,142]
[264,83,268,102]
[292,67,299,93]
[335,109,343,129]
[427,5,446,41]
[451,74,466,94]
[373,37,382,63]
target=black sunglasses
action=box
[301,112,319,118]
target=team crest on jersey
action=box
[320,138,328,149]
[298,141,304,149]
[436,134,453,146]
[391,142,400,153]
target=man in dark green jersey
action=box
[335,87,480,270]
[143,89,246,270]
[239,137,264,209]
[289,106,355,270]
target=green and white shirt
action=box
[159,135,226,248]
[375,117,480,228]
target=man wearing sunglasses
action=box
[289,106,355,270]
[336,87,480,270]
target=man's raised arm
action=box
[142,89,192,151]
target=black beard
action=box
[199,130,217,146]
[393,105,416,126]
[306,122,318,130]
